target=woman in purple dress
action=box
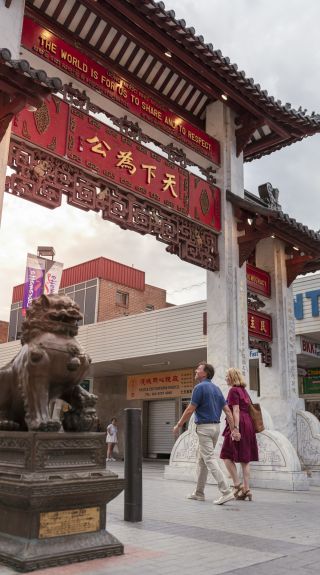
[220,368,259,501]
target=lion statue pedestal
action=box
[0,295,124,571]
[0,431,124,571]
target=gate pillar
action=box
[205,101,249,389]
[255,238,304,446]
[0,0,25,223]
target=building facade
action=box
[294,273,320,419]
[2,267,320,459]
[0,322,8,344]
[7,256,170,341]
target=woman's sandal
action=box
[236,488,253,501]
[232,483,243,497]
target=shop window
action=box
[84,286,97,324]
[145,304,154,311]
[60,280,97,325]
[8,304,23,342]
[8,278,98,339]
[305,401,320,421]
[116,290,129,307]
[8,308,18,341]
[249,360,260,396]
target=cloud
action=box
[0,193,206,319]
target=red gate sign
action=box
[11,100,221,232]
[247,264,271,297]
[188,174,221,232]
[21,17,220,165]
[67,108,189,214]
[248,310,272,341]
[12,95,69,156]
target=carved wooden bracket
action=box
[0,92,27,142]
[249,337,272,367]
[237,215,271,266]
[0,50,62,143]
[286,254,316,286]
[227,187,320,275]
[236,113,265,157]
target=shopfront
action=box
[127,368,195,458]
[294,273,320,420]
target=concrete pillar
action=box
[255,238,304,445]
[205,101,248,390]
[0,0,25,224]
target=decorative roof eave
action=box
[121,0,320,161]
[243,133,304,163]
[24,2,211,130]
[0,48,62,143]
[226,188,320,283]
[24,0,320,161]
[128,0,320,128]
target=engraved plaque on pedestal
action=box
[39,507,100,538]
[0,432,125,572]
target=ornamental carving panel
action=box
[296,410,320,467]
[6,139,219,272]
[255,433,285,466]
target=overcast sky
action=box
[0,0,320,320]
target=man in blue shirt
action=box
[173,361,238,505]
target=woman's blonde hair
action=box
[226,368,246,387]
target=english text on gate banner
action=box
[21,17,220,165]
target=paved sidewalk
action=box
[0,461,319,574]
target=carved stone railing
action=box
[297,410,320,485]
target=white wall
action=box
[0,300,207,367]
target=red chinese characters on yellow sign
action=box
[68,108,189,214]
[248,310,272,342]
[127,369,194,400]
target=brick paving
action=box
[0,461,319,574]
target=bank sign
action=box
[294,289,320,320]
[297,336,320,358]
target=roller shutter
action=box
[148,400,176,457]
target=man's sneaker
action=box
[187,492,205,501]
[213,491,234,505]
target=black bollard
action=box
[124,408,142,522]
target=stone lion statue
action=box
[0,294,97,432]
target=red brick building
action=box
[0,322,8,344]
[8,257,170,341]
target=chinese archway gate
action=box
[6,86,222,272]
[1,0,320,509]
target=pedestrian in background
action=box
[220,368,259,501]
[173,361,239,505]
[106,417,118,461]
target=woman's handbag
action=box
[248,400,264,433]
